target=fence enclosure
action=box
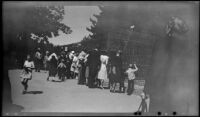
[107,31,157,80]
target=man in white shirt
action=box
[125,63,138,95]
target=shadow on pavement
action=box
[26,91,43,94]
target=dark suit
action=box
[87,50,101,88]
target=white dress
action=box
[70,56,78,73]
[97,55,109,80]
[20,60,34,81]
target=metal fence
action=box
[107,31,158,80]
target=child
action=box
[138,91,150,113]
[20,54,35,94]
[125,63,138,95]
[57,59,67,81]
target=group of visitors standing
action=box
[84,48,139,95]
[44,49,89,82]
[20,47,139,96]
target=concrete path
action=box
[8,69,141,113]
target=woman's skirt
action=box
[49,67,57,76]
[97,64,108,80]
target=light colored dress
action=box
[71,56,79,73]
[97,55,109,80]
[20,60,35,81]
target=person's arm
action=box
[64,64,67,68]
[48,54,52,61]
[106,56,109,65]
[57,63,61,68]
[54,54,58,60]
[133,64,138,71]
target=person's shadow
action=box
[25,91,43,94]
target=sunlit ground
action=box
[8,69,142,113]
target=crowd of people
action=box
[20,47,139,96]
[18,47,151,112]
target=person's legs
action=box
[21,79,26,92]
[22,79,28,94]
[35,59,39,72]
[130,80,134,94]
[120,80,125,93]
[67,70,71,79]
[110,81,113,92]
[141,101,147,113]
[38,59,42,72]
[113,82,116,92]
[47,67,52,81]
[82,66,86,84]
[35,60,38,72]
[71,71,74,79]
[88,77,92,88]
[132,79,135,92]
[127,80,131,94]
[100,79,104,89]
[24,79,28,91]
[58,69,61,80]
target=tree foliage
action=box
[3,4,72,67]
[83,4,191,51]
[3,4,72,57]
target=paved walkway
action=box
[8,69,141,113]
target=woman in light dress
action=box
[97,50,109,89]
[70,53,79,79]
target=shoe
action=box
[22,90,26,94]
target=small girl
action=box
[20,54,35,94]
[57,59,67,81]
